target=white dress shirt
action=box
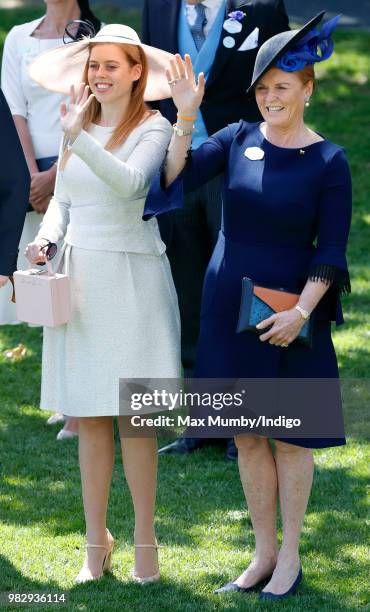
[186,0,225,37]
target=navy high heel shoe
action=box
[259,567,303,600]
[214,574,272,595]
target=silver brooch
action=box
[223,36,236,49]
[223,18,243,34]
[244,147,265,160]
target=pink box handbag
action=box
[13,259,71,327]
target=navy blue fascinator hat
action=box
[247,11,341,92]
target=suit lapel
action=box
[227,0,249,9]
[159,0,181,54]
[206,1,255,90]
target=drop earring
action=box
[305,98,310,108]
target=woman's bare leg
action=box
[64,416,79,434]
[262,440,313,594]
[233,435,279,587]
[118,416,158,579]
[77,416,115,578]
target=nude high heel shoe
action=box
[132,540,160,585]
[75,529,115,584]
[46,412,65,425]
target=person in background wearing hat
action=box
[145,12,351,599]
[25,24,180,584]
[0,89,30,291]
[1,0,102,438]
[142,0,290,459]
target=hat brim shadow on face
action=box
[28,38,175,101]
[247,10,326,95]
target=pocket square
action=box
[237,27,259,51]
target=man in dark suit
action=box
[0,89,30,290]
[142,0,289,457]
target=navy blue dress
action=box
[144,121,352,448]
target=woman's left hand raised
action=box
[60,83,95,141]
[257,308,305,347]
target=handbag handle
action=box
[45,259,54,276]
[33,241,58,276]
[28,257,55,277]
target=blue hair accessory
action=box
[276,14,341,72]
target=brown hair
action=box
[61,43,149,169]
[295,64,316,90]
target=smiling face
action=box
[255,67,313,129]
[87,43,142,105]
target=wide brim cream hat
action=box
[29,23,175,101]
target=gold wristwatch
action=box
[295,304,310,320]
[173,123,194,137]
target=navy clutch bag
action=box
[236,277,313,348]
[27,156,58,212]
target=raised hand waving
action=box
[60,83,95,141]
[166,54,205,115]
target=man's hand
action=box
[30,193,52,214]
[29,165,56,206]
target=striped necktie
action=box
[190,3,207,51]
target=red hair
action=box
[61,43,149,168]
[295,64,316,90]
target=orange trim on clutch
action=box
[253,286,299,312]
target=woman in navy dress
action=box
[145,12,351,600]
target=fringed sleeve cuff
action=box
[308,263,351,296]
[142,171,184,220]
[308,149,352,299]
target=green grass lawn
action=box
[0,5,369,611]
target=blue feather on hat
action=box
[276,15,341,72]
